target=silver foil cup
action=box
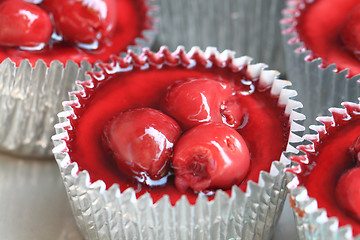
[0,0,158,157]
[52,46,305,240]
[156,0,286,73]
[281,0,360,130]
[286,101,360,240]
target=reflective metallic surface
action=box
[156,0,286,73]
[0,152,297,240]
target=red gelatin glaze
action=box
[292,106,360,235]
[66,57,289,206]
[295,0,360,77]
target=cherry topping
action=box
[341,5,360,60]
[349,136,360,164]
[172,123,250,193]
[335,167,360,221]
[42,0,117,47]
[102,108,181,183]
[0,0,52,48]
[162,78,242,130]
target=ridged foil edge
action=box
[0,58,92,157]
[285,101,360,240]
[156,0,286,73]
[280,0,360,130]
[0,0,158,157]
[52,46,305,240]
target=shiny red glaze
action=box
[296,0,360,77]
[66,64,289,205]
[0,0,150,66]
[349,136,360,164]
[335,167,360,221]
[341,5,360,60]
[43,0,116,45]
[161,78,240,130]
[172,123,250,193]
[0,0,52,48]
[293,116,360,234]
[102,107,181,182]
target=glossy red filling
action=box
[66,65,289,205]
[296,0,360,77]
[0,0,149,66]
[296,117,360,235]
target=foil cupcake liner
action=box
[0,59,92,157]
[285,101,360,240]
[280,0,360,130]
[156,0,286,73]
[0,0,158,157]
[52,47,305,240]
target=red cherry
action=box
[349,136,360,164]
[172,123,250,192]
[162,78,242,130]
[42,0,117,46]
[220,96,245,128]
[0,0,52,48]
[102,108,181,183]
[341,5,360,59]
[335,167,360,221]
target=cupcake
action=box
[52,47,305,239]
[156,0,286,73]
[281,0,360,129]
[287,100,360,239]
[0,0,157,157]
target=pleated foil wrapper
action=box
[285,101,360,240]
[0,0,158,157]
[156,0,286,73]
[0,59,92,157]
[281,0,360,130]
[52,47,305,240]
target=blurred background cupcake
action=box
[287,101,360,239]
[52,47,305,239]
[281,0,360,129]
[0,0,157,157]
[155,0,286,73]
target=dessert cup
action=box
[0,0,157,157]
[281,0,360,130]
[286,101,360,240]
[52,46,305,239]
[156,0,286,73]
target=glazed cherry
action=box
[42,0,117,47]
[162,78,242,130]
[0,0,52,48]
[341,5,360,59]
[349,136,360,163]
[335,167,360,221]
[172,123,250,193]
[102,108,181,183]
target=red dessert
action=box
[0,0,154,65]
[0,1,52,48]
[65,48,290,205]
[291,103,360,235]
[42,0,117,46]
[102,107,181,183]
[287,0,360,77]
[161,78,239,130]
[173,123,250,193]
